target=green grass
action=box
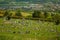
[0,18,60,40]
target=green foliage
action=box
[44,11,48,18]
[4,10,9,16]
[4,10,12,17]
[1,10,60,24]
[52,14,60,21]
[6,15,11,20]
[52,13,60,25]
[32,10,41,18]
[45,12,52,21]
[27,15,32,19]
[0,35,13,40]
[4,10,12,20]
[15,10,22,17]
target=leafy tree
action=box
[44,11,48,18]
[55,20,60,25]
[4,10,12,20]
[15,10,22,17]
[4,10,9,16]
[32,10,41,18]
[52,13,60,25]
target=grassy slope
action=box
[0,18,60,40]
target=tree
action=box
[4,10,12,20]
[32,10,41,18]
[4,10,9,16]
[15,10,22,17]
[52,13,60,25]
[44,11,48,18]
[55,20,60,25]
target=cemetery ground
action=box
[0,18,60,40]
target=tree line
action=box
[2,10,60,25]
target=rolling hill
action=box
[0,0,60,4]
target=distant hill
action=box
[0,0,60,4]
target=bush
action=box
[6,15,11,20]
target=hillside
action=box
[0,0,60,4]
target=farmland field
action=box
[0,18,60,40]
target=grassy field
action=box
[0,18,60,40]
